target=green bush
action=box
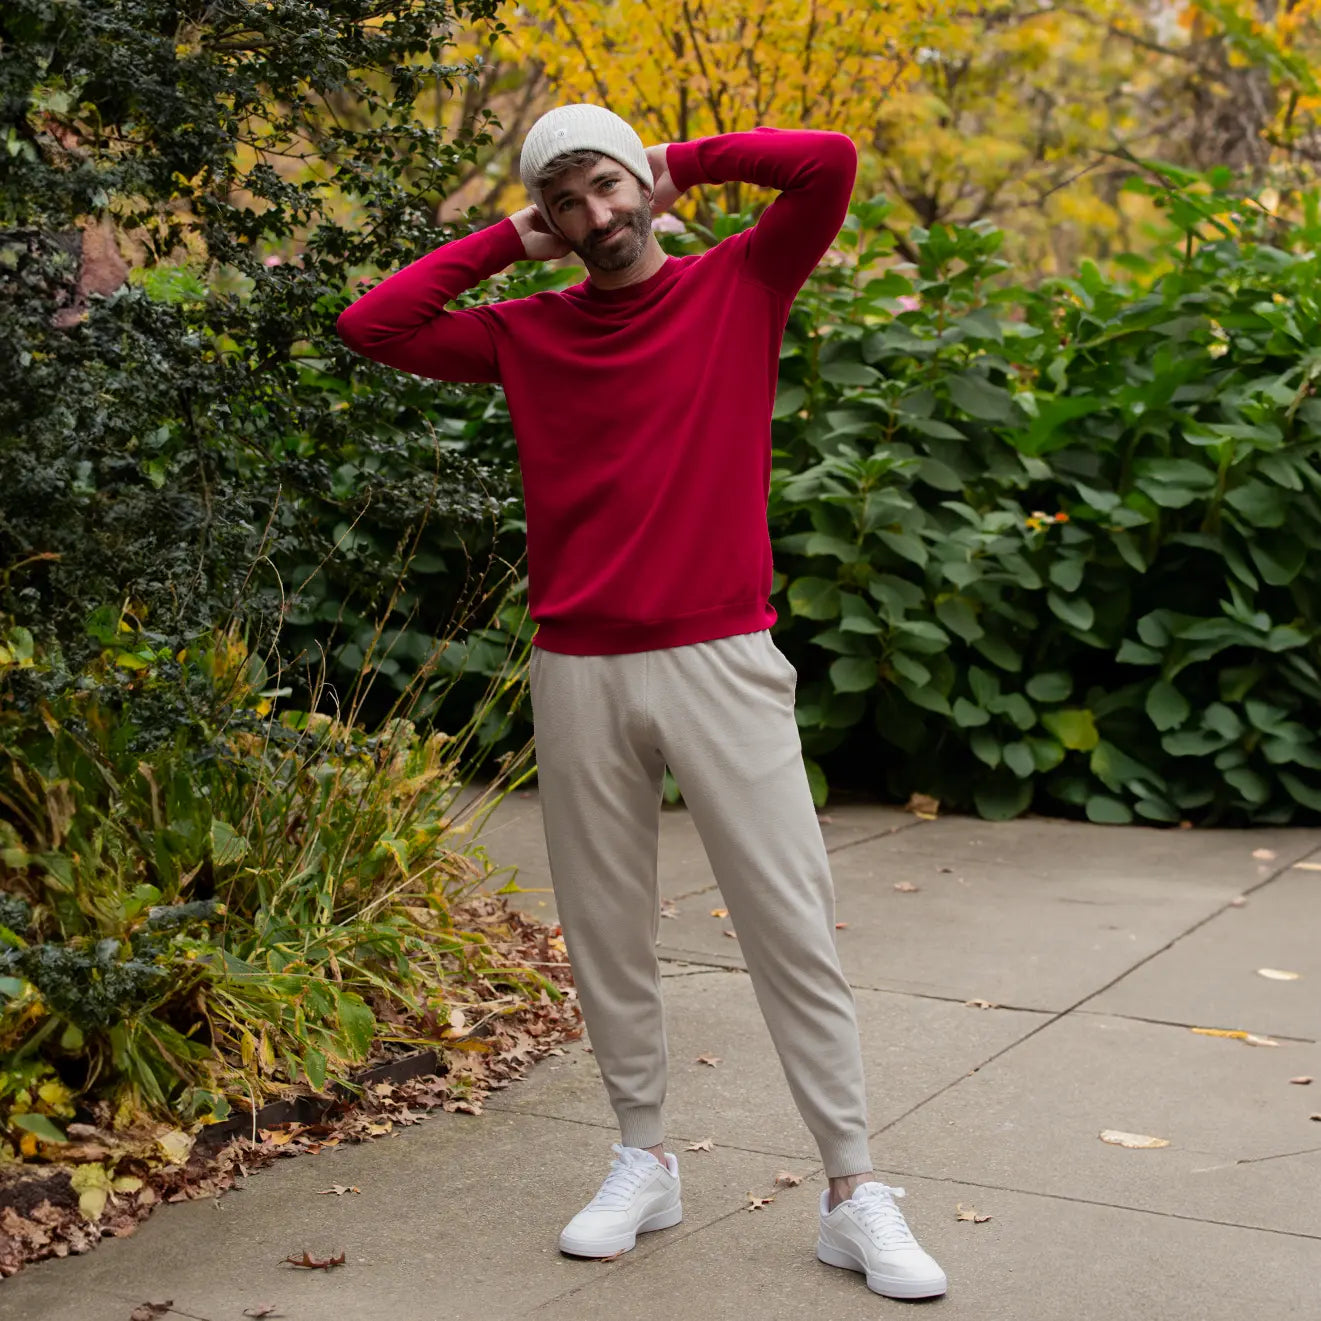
[0,603,549,1138]
[768,163,1321,823]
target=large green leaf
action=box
[788,577,842,620]
[1041,708,1099,751]
[830,656,878,692]
[1145,680,1190,732]
[974,772,1034,820]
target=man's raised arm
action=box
[335,209,564,382]
[663,128,857,299]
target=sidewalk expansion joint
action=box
[1071,1005,1315,1044]
[876,1169,1321,1241]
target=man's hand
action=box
[511,205,572,261]
[645,144,680,216]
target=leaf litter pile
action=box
[0,894,581,1279]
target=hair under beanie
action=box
[519,104,652,222]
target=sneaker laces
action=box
[585,1144,662,1212]
[849,1183,919,1252]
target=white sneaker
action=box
[558,1143,683,1257]
[817,1181,947,1299]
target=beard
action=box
[571,200,654,273]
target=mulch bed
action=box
[0,895,582,1279]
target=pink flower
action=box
[896,294,920,312]
[264,255,283,267]
[650,213,686,234]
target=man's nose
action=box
[586,197,613,229]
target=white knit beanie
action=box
[519,104,652,224]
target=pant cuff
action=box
[617,1106,665,1153]
[818,1132,873,1179]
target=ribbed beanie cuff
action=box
[519,103,652,222]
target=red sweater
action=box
[336,128,857,655]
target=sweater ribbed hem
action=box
[616,1106,666,1154]
[817,1132,874,1180]
[531,600,776,656]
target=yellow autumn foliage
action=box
[437,0,1321,272]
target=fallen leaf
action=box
[937,866,954,873]
[283,1249,346,1269]
[965,999,997,1009]
[1257,968,1301,980]
[1229,896,1248,907]
[1311,1114,1321,1122]
[1252,848,1277,861]
[1292,861,1321,872]
[128,1303,172,1321]
[834,922,849,929]
[660,899,679,919]
[817,814,835,824]
[1178,820,1192,829]
[955,1203,991,1223]
[710,908,728,918]
[722,929,737,939]
[243,1308,280,1319]
[1099,1130,1169,1149]
[1290,1077,1313,1085]
[695,1054,721,1067]
[1191,1027,1250,1039]
[1244,1034,1281,1047]
[315,1185,360,1196]
[746,1193,775,1211]
[684,1138,715,1152]
[773,1171,803,1187]
[904,792,940,819]
[443,1006,468,1037]
[893,881,919,893]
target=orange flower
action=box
[1054,512,1070,523]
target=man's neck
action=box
[587,239,668,291]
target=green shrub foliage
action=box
[768,170,1321,823]
[1,0,523,743]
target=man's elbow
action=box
[822,132,858,182]
[335,302,372,355]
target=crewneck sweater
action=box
[336,128,858,655]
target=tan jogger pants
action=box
[527,627,872,1178]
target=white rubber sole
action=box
[559,1202,683,1258]
[817,1239,948,1299]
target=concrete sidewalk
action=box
[5,790,1320,1320]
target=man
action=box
[336,103,947,1302]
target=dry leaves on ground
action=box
[955,1204,991,1223]
[694,1053,721,1067]
[1099,1130,1169,1149]
[722,929,738,939]
[893,881,919,893]
[0,893,584,1282]
[283,1249,345,1269]
[773,1171,803,1187]
[1290,1077,1313,1085]
[1311,1114,1321,1122]
[1191,1027,1280,1046]
[710,908,728,918]
[965,999,997,1010]
[834,921,849,929]
[684,1138,715,1152]
[1257,968,1301,980]
[1293,861,1321,872]
[746,1193,775,1211]
[905,793,940,820]
[1252,848,1277,861]
[242,1308,280,1319]
[315,1185,359,1196]
[128,1303,171,1321]
[660,899,680,919]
